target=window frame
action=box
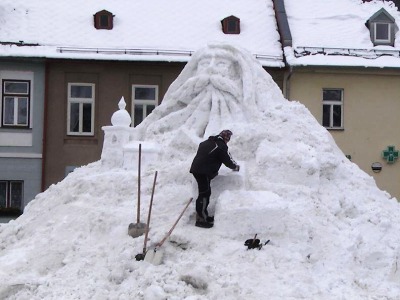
[67,83,95,136]
[0,180,23,209]
[374,22,391,44]
[1,79,31,128]
[131,84,158,127]
[322,88,344,130]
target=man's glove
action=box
[233,165,240,172]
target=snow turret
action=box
[101,97,160,171]
[101,97,134,168]
[111,97,131,127]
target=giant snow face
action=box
[135,43,284,140]
[170,50,245,135]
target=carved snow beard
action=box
[145,73,246,138]
[174,73,243,107]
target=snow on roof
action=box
[4,1,400,70]
[284,0,400,68]
[0,0,284,67]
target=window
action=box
[366,8,397,46]
[0,181,23,209]
[94,10,114,30]
[221,16,240,34]
[67,83,95,136]
[322,89,343,129]
[374,23,390,43]
[1,80,30,128]
[132,85,158,127]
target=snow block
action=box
[123,141,160,172]
[210,160,246,198]
[214,190,288,238]
[191,161,246,203]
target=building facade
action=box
[0,59,45,213]
[286,66,400,198]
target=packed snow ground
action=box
[1,44,400,299]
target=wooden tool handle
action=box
[156,197,193,248]
[143,171,158,253]
[137,143,142,223]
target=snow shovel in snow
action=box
[135,171,158,261]
[144,197,193,265]
[128,144,147,238]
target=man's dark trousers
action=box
[192,173,215,220]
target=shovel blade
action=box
[128,223,147,238]
[144,248,164,265]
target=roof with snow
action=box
[284,0,400,68]
[3,0,400,68]
[0,0,284,67]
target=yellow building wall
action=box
[287,68,400,200]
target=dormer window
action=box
[365,8,398,46]
[375,23,391,43]
[94,10,114,30]
[221,16,240,34]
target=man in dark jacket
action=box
[190,130,240,228]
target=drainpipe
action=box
[273,0,293,49]
[283,66,293,100]
[273,0,293,99]
[41,60,49,192]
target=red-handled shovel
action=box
[144,197,193,265]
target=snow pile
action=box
[1,43,400,299]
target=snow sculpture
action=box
[134,43,283,141]
[101,97,133,168]
[101,97,160,171]
[111,97,131,127]
[5,44,400,300]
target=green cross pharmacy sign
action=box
[382,146,399,164]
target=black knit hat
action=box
[219,130,233,142]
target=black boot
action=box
[195,215,213,228]
[196,214,214,223]
[195,219,214,228]
[206,216,214,223]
